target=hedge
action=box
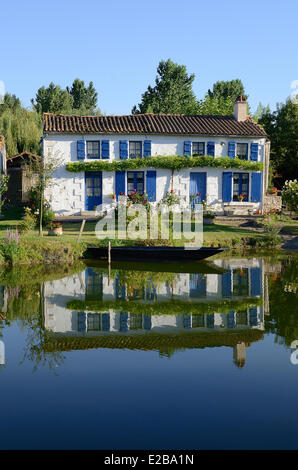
[66,155,263,173]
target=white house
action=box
[42,96,270,216]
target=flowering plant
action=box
[46,221,62,230]
[160,190,180,206]
[238,194,246,202]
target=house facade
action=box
[43,96,270,215]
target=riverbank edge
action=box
[0,233,297,266]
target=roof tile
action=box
[43,112,267,137]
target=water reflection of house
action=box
[43,260,265,366]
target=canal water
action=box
[0,254,297,450]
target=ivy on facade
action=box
[66,155,263,172]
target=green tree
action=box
[0,93,21,113]
[0,105,42,156]
[67,78,98,114]
[197,95,234,115]
[207,79,248,102]
[253,102,270,122]
[32,82,73,114]
[259,99,298,184]
[132,59,198,114]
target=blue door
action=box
[85,171,102,210]
[190,172,207,207]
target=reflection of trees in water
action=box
[20,284,65,373]
[21,316,65,373]
[265,256,298,347]
[0,263,83,372]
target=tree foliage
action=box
[32,79,99,115]
[259,99,298,184]
[132,59,198,114]
[0,94,42,156]
[197,95,234,115]
[67,79,98,114]
[208,79,247,102]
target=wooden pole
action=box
[77,219,86,242]
[108,241,111,265]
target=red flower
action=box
[196,193,201,196]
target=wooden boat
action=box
[86,246,226,262]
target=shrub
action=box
[1,229,24,265]
[160,190,180,206]
[282,180,298,213]
[19,207,37,233]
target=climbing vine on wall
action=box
[66,155,263,172]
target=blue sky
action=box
[1,0,297,114]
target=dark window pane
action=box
[236,143,248,160]
[192,142,205,156]
[129,141,142,158]
[87,141,100,158]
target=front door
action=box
[85,171,102,210]
[190,172,207,207]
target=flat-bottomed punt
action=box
[87,246,225,261]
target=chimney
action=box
[234,95,247,121]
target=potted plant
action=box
[238,194,246,202]
[267,187,278,196]
[47,221,63,236]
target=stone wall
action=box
[263,195,282,213]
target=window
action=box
[233,173,249,201]
[129,141,142,159]
[233,268,249,297]
[86,270,103,299]
[87,141,100,159]
[192,314,205,328]
[236,143,248,160]
[192,142,205,156]
[127,171,144,195]
[87,313,101,331]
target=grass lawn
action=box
[1,206,297,249]
[0,217,264,247]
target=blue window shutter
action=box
[251,267,262,296]
[251,172,262,202]
[183,314,191,329]
[144,140,151,157]
[222,271,232,297]
[102,313,110,331]
[143,315,151,330]
[77,140,85,160]
[227,310,236,329]
[101,140,110,159]
[222,172,232,202]
[184,141,191,156]
[250,143,258,161]
[249,308,258,326]
[207,141,215,156]
[115,170,125,199]
[206,314,214,329]
[119,140,128,159]
[228,141,236,159]
[146,170,156,202]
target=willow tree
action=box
[0,97,42,156]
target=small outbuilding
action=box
[6,151,40,204]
